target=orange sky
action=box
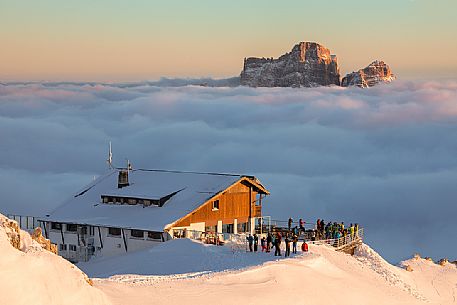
[1,0,456,81]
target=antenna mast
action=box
[107,141,113,169]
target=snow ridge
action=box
[354,244,427,301]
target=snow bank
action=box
[354,243,426,300]
[0,214,111,305]
[93,243,457,305]
[3,211,456,305]
[400,255,457,302]
[79,238,297,278]
[95,243,429,305]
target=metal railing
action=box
[270,219,316,230]
[5,214,44,232]
[172,229,250,252]
[172,226,364,252]
[173,229,249,243]
[307,228,364,251]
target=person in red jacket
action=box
[301,241,308,252]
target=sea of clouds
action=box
[1,80,456,262]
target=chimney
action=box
[118,170,129,188]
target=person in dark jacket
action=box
[299,218,305,232]
[320,219,325,238]
[292,234,298,254]
[288,217,293,231]
[247,234,254,252]
[253,234,258,252]
[285,234,291,257]
[266,233,272,252]
[274,232,282,256]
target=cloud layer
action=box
[1,80,457,262]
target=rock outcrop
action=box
[31,227,58,254]
[240,42,340,87]
[342,61,396,88]
[0,215,57,254]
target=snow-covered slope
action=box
[78,238,288,277]
[2,213,455,305]
[94,242,457,305]
[0,214,111,305]
[400,255,457,303]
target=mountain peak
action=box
[342,61,396,88]
[240,41,340,87]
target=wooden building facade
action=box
[170,176,268,235]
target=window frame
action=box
[66,224,77,232]
[237,222,248,233]
[205,225,217,233]
[108,227,122,237]
[51,222,62,231]
[130,229,144,239]
[222,223,234,234]
[212,199,220,211]
[147,231,163,240]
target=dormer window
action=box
[101,195,161,207]
[212,200,220,211]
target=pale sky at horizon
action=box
[1,0,456,82]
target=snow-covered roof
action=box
[41,169,267,232]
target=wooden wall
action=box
[173,181,261,227]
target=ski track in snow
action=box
[94,271,213,286]
[431,270,442,298]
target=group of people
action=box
[246,231,308,257]
[315,219,360,241]
[245,217,359,256]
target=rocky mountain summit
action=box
[342,61,396,88]
[240,42,340,87]
[240,42,395,88]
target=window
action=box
[51,222,62,230]
[212,200,220,210]
[205,225,217,233]
[222,223,234,234]
[237,222,248,233]
[147,231,163,240]
[79,226,87,235]
[66,224,77,232]
[59,244,67,251]
[108,227,121,236]
[130,229,144,238]
[69,244,77,251]
[255,194,262,206]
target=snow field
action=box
[94,242,457,305]
[0,214,111,305]
[2,212,456,305]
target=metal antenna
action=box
[107,141,113,169]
